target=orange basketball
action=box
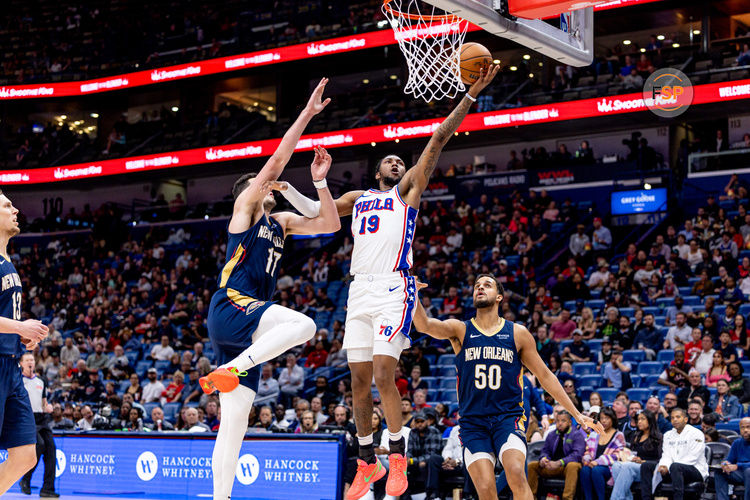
[459,42,492,85]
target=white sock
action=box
[227,307,316,372]
[388,430,401,441]
[212,385,255,500]
[358,434,374,447]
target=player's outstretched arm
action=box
[274,182,364,218]
[399,65,500,202]
[413,282,465,341]
[234,78,331,211]
[516,325,603,434]
[275,147,341,235]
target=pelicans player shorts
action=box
[344,272,416,362]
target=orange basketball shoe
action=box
[199,367,244,394]
[345,457,386,500]
[385,453,408,496]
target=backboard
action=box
[422,0,595,66]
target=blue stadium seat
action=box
[657,350,675,362]
[559,340,573,351]
[119,380,131,393]
[437,354,456,366]
[655,298,675,310]
[739,304,750,316]
[439,366,456,378]
[163,402,181,423]
[622,350,645,363]
[440,377,456,389]
[598,388,619,404]
[579,374,602,387]
[586,300,605,311]
[626,388,651,403]
[125,351,140,365]
[579,386,593,401]
[677,287,692,297]
[682,296,701,306]
[619,307,635,317]
[641,307,659,316]
[426,389,438,401]
[629,375,642,388]
[717,420,742,432]
[154,360,171,374]
[638,362,665,375]
[588,339,603,353]
[715,305,727,316]
[505,255,520,268]
[431,298,444,310]
[741,361,750,374]
[644,375,661,387]
[421,377,437,389]
[440,391,458,404]
[550,222,565,234]
[573,363,598,376]
[653,316,666,325]
[424,354,437,366]
[136,361,152,378]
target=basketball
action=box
[459,42,492,85]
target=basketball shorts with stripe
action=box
[344,273,415,362]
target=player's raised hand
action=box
[468,64,500,97]
[415,281,429,294]
[17,319,48,344]
[578,413,604,435]
[310,146,332,181]
[304,78,331,115]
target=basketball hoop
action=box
[382,0,469,102]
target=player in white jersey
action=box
[277,65,499,499]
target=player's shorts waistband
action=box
[353,271,410,282]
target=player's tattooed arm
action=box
[516,325,604,435]
[399,65,500,203]
[412,281,466,342]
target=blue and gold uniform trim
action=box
[226,288,266,315]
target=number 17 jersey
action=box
[350,186,418,276]
[455,318,525,418]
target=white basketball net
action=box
[382,0,469,102]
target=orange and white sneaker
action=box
[345,457,386,500]
[385,453,408,497]
[199,367,244,394]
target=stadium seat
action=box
[136,361,153,378]
[643,375,662,387]
[426,388,439,401]
[598,388,619,404]
[739,303,750,316]
[119,380,131,393]
[421,376,437,389]
[163,402,181,423]
[573,363,597,376]
[579,374,602,387]
[622,350,645,363]
[559,340,573,351]
[655,298,675,309]
[629,374,642,388]
[437,354,456,366]
[440,391,458,404]
[683,296,701,306]
[641,306,659,316]
[439,377,456,389]
[438,366,456,378]
[626,388,651,403]
[578,386,593,401]
[588,339,603,353]
[741,361,750,374]
[154,359,171,374]
[586,300,605,311]
[638,362,665,375]
[657,350,675,362]
[423,354,437,366]
[125,351,140,365]
[619,307,635,317]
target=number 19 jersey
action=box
[350,186,418,276]
[455,319,525,418]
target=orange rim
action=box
[382,0,457,22]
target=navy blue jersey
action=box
[218,215,284,301]
[455,318,524,419]
[0,257,23,356]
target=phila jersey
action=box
[0,256,23,356]
[455,318,525,419]
[218,214,284,302]
[349,186,418,276]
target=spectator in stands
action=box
[677,369,711,410]
[305,340,329,369]
[562,379,584,412]
[151,335,174,361]
[597,338,614,367]
[587,262,610,291]
[256,364,280,406]
[142,368,166,403]
[325,339,347,368]
[686,241,704,273]
[580,408,626,500]
[577,307,597,338]
[639,407,708,500]
[438,422,466,494]
[60,337,81,365]
[716,330,738,363]
[665,296,692,327]
[184,407,210,433]
[562,330,591,363]
[528,410,585,500]
[50,404,75,430]
[408,366,428,397]
[645,396,672,434]
[182,369,202,404]
[603,352,632,390]
[623,68,643,90]
[149,407,174,431]
[279,353,304,405]
[687,399,704,428]
[710,379,742,421]
[714,416,750,500]
[591,217,612,254]
[632,313,661,360]
[657,348,691,390]
[707,351,731,387]
[85,342,108,373]
[311,376,337,408]
[551,309,577,341]
[727,362,750,409]
[405,410,444,499]
[664,312,691,349]
[412,389,431,412]
[575,141,594,163]
[77,405,107,430]
[295,411,318,434]
[161,370,185,404]
[692,335,716,376]
[611,409,663,500]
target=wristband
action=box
[465,93,477,102]
[313,178,327,189]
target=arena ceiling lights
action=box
[0,0,658,100]
[1,77,748,185]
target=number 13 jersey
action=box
[0,257,23,356]
[455,318,525,418]
[350,186,418,276]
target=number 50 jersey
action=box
[350,186,418,276]
[455,319,525,418]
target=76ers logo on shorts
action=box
[378,323,394,338]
